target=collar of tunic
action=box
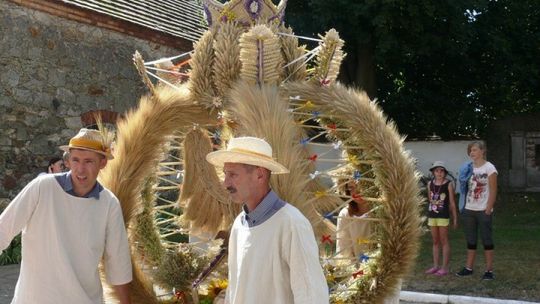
[54,172,103,199]
[241,190,285,227]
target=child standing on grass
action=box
[425,161,458,276]
[456,141,497,280]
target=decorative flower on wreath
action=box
[207,279,228,299]
[244,0,262,19]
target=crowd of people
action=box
[0,127,498,303]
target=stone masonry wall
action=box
[0,1,193,198]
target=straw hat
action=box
[206,136,289,174]
[60,128,114,160]
[429,161,448,173]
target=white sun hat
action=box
[429,161,448,173]
[206,136,289,174]
[60,128,114,160]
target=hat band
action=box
[69,138,106,152]
[229,147,274,161]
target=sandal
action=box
[425,267,439,274]
[434,269,448,276]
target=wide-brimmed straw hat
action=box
[429,161,448,173]
[60,128,114,160]
[206,137,289,174]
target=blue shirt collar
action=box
[242,190,285,227]
[55,172,102,199]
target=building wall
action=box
[404,140,480,179]
[0,1,192,198]
[486,112,540,191]
[307,141,477,188]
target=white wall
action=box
[404,140,480,178]
[306,140,480,182]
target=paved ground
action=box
[0,264,19,304]
[1,264,538,304]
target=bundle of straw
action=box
[100,85,215,304]
[285,81,423,303]
[179,128,240,235]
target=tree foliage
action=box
[285,0,540,139]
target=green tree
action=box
[468,1,540,129]
[285,0,540,139]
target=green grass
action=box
[0,234,21,266]
[402,192,540,301]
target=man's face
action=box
[69,149,107,195]
[346,180,358,196]
[223,163,259,204]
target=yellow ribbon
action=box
[315,191,326,198]
[357,238,370,245]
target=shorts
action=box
[462,209,494,250]
[428,218,449,227]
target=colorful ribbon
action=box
[321,234,333,244]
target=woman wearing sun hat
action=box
[425,161,458,276]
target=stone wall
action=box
[0,1,193,198]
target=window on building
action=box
[534,145,540,168]
[509,136,513,169]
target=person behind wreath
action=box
[206,136,329,304]
[0,128,132,304]
[37,156,64,177]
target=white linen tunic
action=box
[0,175,132,304]
[226,204,329,304]
[336,207,371,259]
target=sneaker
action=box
[456,267,473,276]
[425,267,439,274]
[482,271,494,280]
[434,269,448,276]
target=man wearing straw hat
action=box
[206,136,328,304]
[0,128,132,304]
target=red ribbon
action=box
[327,123,337,131]
[352,270,364,279]
[308,154,318,162]
[320,78,331,87]
[321,234,333,244]
[175,291,186,303]
[352,193,364,202]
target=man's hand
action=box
[113,283,131,304]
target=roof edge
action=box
[8,0,195,51]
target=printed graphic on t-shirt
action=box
[429,192,446,213]
[467,172,489,209]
